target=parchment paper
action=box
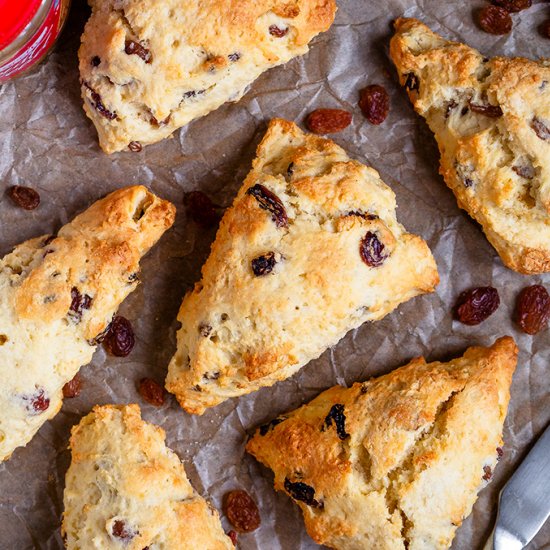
[0,1,549,548]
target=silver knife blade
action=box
[487,424,550,550]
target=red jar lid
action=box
[0,0,43,51]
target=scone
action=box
[62,404,233,549]
[166,118,439,414]
[0,186,175,461]
[390,18,550,274]
[79,0,337,153]
[247,337,518,550]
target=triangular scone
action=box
[62,404,233,549]
[247,337,518,550]
[79,0,336,153]
[0,186,175,461]
[390,18,550,274]
[166,119,439,414]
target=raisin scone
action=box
[0,186,175,462]
[390,18,550,274]
[79,0,337,153]
[247,337,518,550]
[166,118,439,414]
[62,404,233,549]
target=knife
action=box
[484,424,550,550]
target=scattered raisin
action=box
[62,374,82,398]
[23,388,50,414]
[112,520,136,541]
[184,191,221,228]
[259,417,286,436]
[477,6,513,34]
[103,316,135,357]
[404,72,420,92]
[497,446,504,460]
[228,52,241,62]
[531,117,550,141]
[269,25,288,37]
[224,490,261,533]
[491,0,531,12]
[91,56,101,67]
[251,252,276,276]
[323,404,350,440]
[512,165,535,179]
[182,89,205,100]
[7,185,40,210]
[90,90,117,120]
[454,287,500,325]
[128,141,142,152]
[284,479,323,509]
[124,40,152,63]
[360,231,388,267]
[359,85,390,125]
[305,109,352,134]
[69,287,93,322]
[199,323,212,337]
[482,465,493,481]
[138,378,165,406]
[228,531,238,545]
[515,284,550,335]
[469,101,503,118]
[246,184,288,228]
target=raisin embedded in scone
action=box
[0,186,175,462]
[246,337,518,550]
[165,118,439,414]
[390,18,550,274]
[79,0,337,153]
[62,404,233,549]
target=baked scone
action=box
[247,337,518,550]
[79,0,337,153]
[62,404,233,549]
[166,118,439,414]
[390,18,550,274]
[0,186,175,461]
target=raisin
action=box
[138,378,165,406]
[184,191,221,228]
[305,109,352,134]
[128,141,142,152]
[360,231,388,267]
[482,465,493,481]
[531,117,550,141]
[269,25,288,37]
[224,490,261,533]
[90,90,117,120]
[149,113,171,126]
[23,388,50,414]
[454,287,500,325]
[251,252,276,276]
[404,72,420,92]
[512,165,535,179]
[103,316,135,357]
[477,6,513,34]
[464,178,474,188]
[228,531,238,545]
[259,417,286,436]
[359,85,390,125]
[323,404,350,440]
[203,371,220,380]
[228,52,241,62]
[62,374,82,398]
[7,185,40,210]
[124,40,152,63]
[497,446,504,460]
[284,479,323,509]
[347,211,378,220]
[91,56,101,67]
[199,323,212,337]
[182,89,205,100]
[491,0,531,12]
[515,284,550,335]
[469,101,503,118]
[69,287,93,322]
[246,184,288,228]
[112,520,136,540]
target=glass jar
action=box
[0,0,71,83]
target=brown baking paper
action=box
[0,0,549,548]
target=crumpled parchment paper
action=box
[0,0,549,548]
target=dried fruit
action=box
[482,465,493,481]
[323,404,350,440]
[224,490,261,533]
[184,191,221,228]
[69,287,92,322]
[124,40,152,63]
[477,6,513,35]
[360,231,388,267]
[91,56,101,67]
[259,417,286,436]
[228,530,238,545]
[359,85,390,125]
[128,141,142,152]
[198,323,212,337]
[62,374,82,398]
[7,185,40,210]
[228,52,241,62]
[23,388,50,414]
[103,316,135,357]
[491,0,531,12]
[251,252,276,276]
[269,25,288,37]
[111,520,136,541]
[497,446,504,460]
[469,101,503,118]
[284,478,323,509]
[246,184,288,228]
[138,378,165,406]
[404,72,420,92]
[515,284,550,335]
[531,117,550,141]
[305,108,352,134]
[89,89,117,120]
[454,287,500,325]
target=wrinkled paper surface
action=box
[0,0,549,548]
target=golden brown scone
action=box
[247,337,518,550]
[166,118,439,414]
[79,0,336,153]
[62,404,233,549]
[0,186,175,461]
[390,18,550,274]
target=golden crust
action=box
[62,404,232,549]
[247,337,518,550]
[79,0,336,153]
[390,18,550,274]
[166,119,439,414]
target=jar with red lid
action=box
[0,0,71,83]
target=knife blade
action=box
[484,424,550,550]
